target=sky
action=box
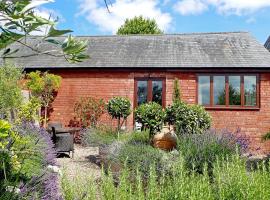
[38,0,270,44]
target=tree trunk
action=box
[44,106,48,128]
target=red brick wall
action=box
[49,70,270,154]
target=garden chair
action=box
[48,122,74,158]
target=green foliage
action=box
[217,84,241,105]
[107,97,131,131]
[262,131,270,141]
[17,97,41,124]
[0,64,23,120]
[117,16,163,35]
[0,120,23,190]
[110,142,166,177]
[81,126,119,146]
[128,130,150,145]
[0,0,89,63]
[0,121,53,198]
[165,101,211,135]
[61,171,97,200]
[74,97,105,127]
[173,78,181,103]
[26,71,61,127]
[177,133,238,173]
[82,127,149,147]
[61,155,270,200]
[135,102,166,136]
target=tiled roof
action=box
[2,32,270,69]
[265,36,270,51]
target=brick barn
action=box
[6,31,270,153]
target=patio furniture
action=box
[48,122,75,158]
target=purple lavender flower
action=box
[14,122,62,199]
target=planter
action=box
[152,126,177,151]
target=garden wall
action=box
[49,69,270,154]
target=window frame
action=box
[196,74,260,110]
[134,77,166,108]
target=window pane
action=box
[152,81,163,105]
[244,76,257,106]
[198,76,210,105]
[229,76,241,105]
[213,76,225,105]
[137,81,148,105]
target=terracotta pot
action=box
[152,126,177,151]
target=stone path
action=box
[57,144,101,180]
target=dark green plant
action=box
[26,71,61,127]
[262,132,270,141]
[128,131,150,145]
[0,0,89,63]
[134,102,166,136]
[74,97,105,127]
[117,16,163,35]
[107,97,131,132]
[216,84,241,105]
[165,101,211,135]
[173,78,181,103]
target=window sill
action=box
[204,106,260,111]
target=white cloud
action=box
[174,0,208,15]
[174,0,270,16]
[30,8,58,36]
[77,0,172,34]
[246,17,256,24]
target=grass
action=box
[61,154,270,200]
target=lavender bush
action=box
[0,122,62,200]
[177,128,250,174]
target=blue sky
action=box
[40,0,270,44]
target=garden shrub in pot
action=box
[134,102,166,137]
[165,101,211,135]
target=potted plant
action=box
[134,102,176,150]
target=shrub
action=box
[0,121,62,199]
[128,131,150,145]
[134,102,166,136]
[177,129,249,174]
[17,97,41,124]
[0,64,23,121]
[81,127,118,146]
[61,155,270,200]
[26,71,61,127]
[165,101,211,135]
[74,97,105,127]
[107,97,131,132]
[110,143,165,177]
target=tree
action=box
[0,63,23,120]
[173,78,181,103]
[0,0,89,63]
[26,71,61,127]
[107,97,131,133]
[117,16,163,35]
